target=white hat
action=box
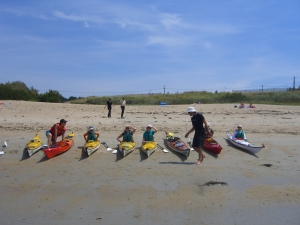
[207,123,210,127]
[237,124,242,128]
[146,124,152,128]
[88,126,94,130]
[187,107,196,113]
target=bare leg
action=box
[194,147,206,165]
[47,133,52,147]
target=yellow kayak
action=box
[119,142,136,157]
[26,133,43,156]
[84,139,101,156]
[141,141,157,157]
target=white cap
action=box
[146,124,152,128]
[88,126,94,130]
[207,123,210,127]
[237,124,242,128]
[187,107,196,113]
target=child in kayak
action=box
[117,125,136,142]
[83,126,99,141]
[142,125,158,143]
[46,119,67,147]
[232,124,247,140]
[205,123,214,137]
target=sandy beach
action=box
[0,101,299,225]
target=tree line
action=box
[0,81,78,103]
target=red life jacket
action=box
[50,123,66,137]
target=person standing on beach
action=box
[46,119,67,147]
[185,107,211,165]
[104,98,113,118]
[120,97,126,118]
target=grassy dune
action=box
[69,91,300,105]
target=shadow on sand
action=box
[37,154,50,163]
[139,148,149,162]
[224,138,259,158]
[78,146,89,161]
[202,148,219,159]
[20,148,30,161]
[159,161,196,165]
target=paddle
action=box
[0,141,7,155]
[101,141,117,153]
[157,143,169,153]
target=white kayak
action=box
[226,132,265,154]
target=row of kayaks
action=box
[25,131,265,159]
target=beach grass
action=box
[69,90,300,105]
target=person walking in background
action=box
[120,97,126,118]
[185,107,211,165]
[104,98,113,118]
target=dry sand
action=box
[0,100,299,225]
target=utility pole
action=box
[293,76,296,90]
[164,85,165,94]
[262,85,263,92]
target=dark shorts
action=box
[192,130,205,148]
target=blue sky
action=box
[0,0,299,97]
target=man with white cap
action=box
[185,107,211,165]
[83,126,100,142]
[142,124,158,143]
[232,124,247,140]
[117,125,137,142]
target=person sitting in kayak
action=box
[232,124,247,140]
[83,126,99,142]
[205,123,214,137]
[142,125,157,144]
[46,119,67,147]
[117,125,136,143]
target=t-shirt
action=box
[143,130,155,141]
[191,113,205,132]
[120,100,126,106]
[106,101,112,109]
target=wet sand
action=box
[0,101,299,225]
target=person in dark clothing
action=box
[185,107,211,165]
[120,97,126,118]
[104,98,113,117]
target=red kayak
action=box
[43,132,74,158]
[203,137,222,154]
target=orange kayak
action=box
[43,132,74,158]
